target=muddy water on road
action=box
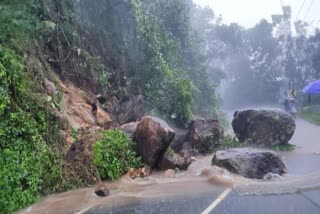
[18,174,220,214]
[18,117,320,214]
[233,117,320,195]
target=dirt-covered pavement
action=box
[19,115,320,214]
[84,117,320,214]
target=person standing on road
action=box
[288,97,297,118]
[283,97,290,113]
[283,89,297,118]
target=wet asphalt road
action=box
[86,117,320,214]
[86,188,320,214]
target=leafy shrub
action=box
[81,50,110,90]
[131,1,193,125]
[93,130,141,180]
[218,135,242,149]
[0,46,61,213]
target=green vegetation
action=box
[0,1,71,212]
[93,130,141,181]
[272,144,296,152]
[3,0,316,212]
[167,146,175,157]
[218,135,243,149]
[0,46,62,213]
[298,107,320,126]
[77,0,221,125]
[131,0,194,124]
[0,0,225,212]
[81,50,110,90]
[219,135,295,152]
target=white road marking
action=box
[74,207,91,214]
[201,188,232,214]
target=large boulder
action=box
[170,129,189,153]
[135,116,175,168]
[189,119,223,155]
[232,110,296,147]
[211,148,287,179]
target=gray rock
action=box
[117,95,145,125]
[170,129,189,153]
[263,172,283,181]
[159,143,192,171]
[44,78,57,97]
[177,142,192,170]
[94,183,110,197]
[118,121,138,139]
[211,148,287,179]
[232,110,296,147]
[189,119,224,155]
[159,150,177,170]
[135,116,175,168]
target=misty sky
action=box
[194,0,320,28]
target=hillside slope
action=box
[0,1,222,212]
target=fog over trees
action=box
[190,3,320,108]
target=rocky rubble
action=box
[135,116,175,168]
[127,166,152,179]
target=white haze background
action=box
[194,0,320,29]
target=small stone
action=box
[45,78,57,97]
[127,167,151,179]
[127,168,135,178]
[142,165,152,176]
[128,168,142,179]
[94,183,110,197]
[263,172,283,181]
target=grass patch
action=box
[167,146,175,156]
[298,109,320,126]
[272,144,296,152]
[219,135,295,152]
[218,135,245,149]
